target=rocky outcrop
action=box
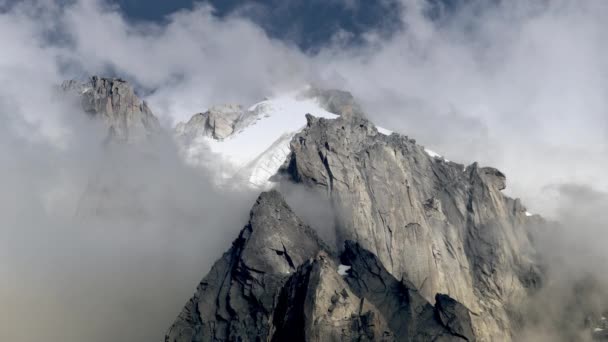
[175,104,248,141]
[62,76,160,142]
[272,252,393,342]
[166,191,475,342]
[341,241,473,342]
[165,190,331,341]
[280,114,540,340]
[435,294,476,341]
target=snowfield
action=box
[178,93,338,188]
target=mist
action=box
[0,78,258,340]
[516,184,608,341]
[0,0,607,341]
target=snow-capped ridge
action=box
[175,92,339,188]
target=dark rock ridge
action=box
[279,114,541,340]
[166,191,474,341]
[56,75,542,340]
[165,190,330,341]
[62,76,160,142]
[339,241,474,342]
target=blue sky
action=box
[114,0,404,51]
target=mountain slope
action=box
[278,113,540,340]
[165,191,474,342]
[62,76,160,142]
[174,92,339,188]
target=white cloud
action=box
[1,0,608,340]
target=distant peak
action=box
[62,75,160,142]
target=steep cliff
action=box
[278,114,541,340]
[166,191,473,342]
[62,76,160,142]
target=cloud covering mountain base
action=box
[0,0,607,341]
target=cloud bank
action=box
[0,0,607,341]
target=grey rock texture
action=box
[62,76,160,142]
[165,190,330,341]
[280,114,540,340]
[62,77,167,218]
[340,241,472,342]
[166,191,474,342]
[594,315,608,340]
[272,251,394,342]
[435,294,476,341]
[175,104,248,141]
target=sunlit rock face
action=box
[279,114,541,341]
[173,89,341,188]
[165,191,474,342]
[62,76,542,341]
[62,76,160,142]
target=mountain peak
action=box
[62,76,160,142]
[304,86,366,118]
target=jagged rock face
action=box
[281,114,540,340]
[272,252,393,342]
[175,104,247,141]
[173,95,339,188]
[165,190,330,341]
[435,294,476,341]
[341,241,472,342]
[62,76,160,142]
[166,191,474,342]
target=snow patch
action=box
[525,211,534,217]
[424,148,442,158]
[377,126,393,135]
[595,328,605,332]
[179,93,338,188]
[337,264,351,276]
[425,148,450,162]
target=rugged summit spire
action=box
[279,114,540,340]
[165,191,474,341]
[62,76,160,142]
[164,92,545,341]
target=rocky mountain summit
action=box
[62,76,166,219]
[60,76,601,341]
[175,104,248,141]
[173,90,340,188]
[164,91,546,340]
[165,108,542,341]
[62,76,160,142]
[166,190,474,342]
[277,114,541,340]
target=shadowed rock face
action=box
[280,114,541,340]
[435,294,476,341]
[62,76,160,142]
[340,241,472,342]
[165,190,331,341]
[166,191,474,342]
[272,251,394,342]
